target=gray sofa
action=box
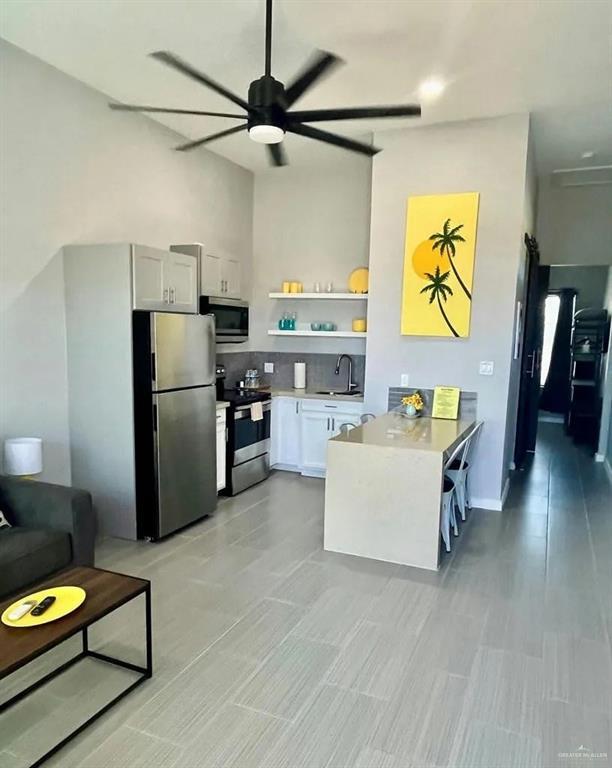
[0,476,96,599]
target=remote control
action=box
[7,600,37,621]
[30,596,56,616]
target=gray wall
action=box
[537,179,612,266]
[549,266,609,311]
[250,154,372,358]
[0,40,254,483]
[365,114,531,507]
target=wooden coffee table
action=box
[0,566,152,767]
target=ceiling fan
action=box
[109,0,421,166]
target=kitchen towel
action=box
[251,401,263,422]
[294,362,306,389]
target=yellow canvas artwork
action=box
[401,192,480,338]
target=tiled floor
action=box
[1,423,611,768]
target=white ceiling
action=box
[1,0,611,173]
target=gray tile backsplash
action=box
[387,387,478,420]
[217,351,366,392]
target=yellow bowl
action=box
[2,586,86,627]
[352,318,367,332]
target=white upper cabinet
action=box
[166,251,198,312]
[222,257,241,299]
[132,246,167,311]
[132,246,197,313]
[200,252,223,297]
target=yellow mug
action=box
[290,281,300,293]
[352,318,367,332]
[282,281,291,293]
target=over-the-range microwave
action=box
[200,296,249,343]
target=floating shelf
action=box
[268,292,368,301]
[268,330,367,339]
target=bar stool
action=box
[360,413,376,424]
[440,475,455,553]
[338,423,357,434]
[445,421,483,521]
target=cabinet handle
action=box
[332,418,335,431]
[327,417,330,430]
[169,287,176,304]
[163,288,169,304]
[295,401,299,414]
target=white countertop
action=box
[260,387,365,404]
[331,412,474,453]
[216,401,230,410]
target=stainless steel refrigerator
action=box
[132,312,217,539]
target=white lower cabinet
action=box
[271,396,363,477]
[271,396,301,468]
[216,408,227,491]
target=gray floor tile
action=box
[269,560,334,606]
[266,684,383,768]
[450,720,542,768]
[236,635,338,720]
[173,703,288,768]
[128,650,257,745]
[409,608,484,677]
[325,621,417,700]
[367,577,437,634]
[211,598,304,661]
[541,699,611,768]
[291,586,371,647]
[79,727,176,768]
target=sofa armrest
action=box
[0,476,96,567]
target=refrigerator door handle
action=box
[152,404,158,432]
[151,352,156,382]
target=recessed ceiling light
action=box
[581,150,595,159]
[418,77,446,101]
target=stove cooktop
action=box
[221,389,271,407]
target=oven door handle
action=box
[234,401,272,418]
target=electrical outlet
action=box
[479,361,494,376]
[264,362,274,374]
[400,373,410,387]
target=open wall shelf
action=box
[268,330,367,339]
[268,292,368,301]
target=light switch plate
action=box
[479,361,494,376]
[400,373,410,387]
[264,362,274,374]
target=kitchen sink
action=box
[315,390,362,397]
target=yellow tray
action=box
[2,586,86,628]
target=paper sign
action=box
[432,386,460,420]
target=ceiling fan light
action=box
[248,125,285,144]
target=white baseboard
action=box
[595,453,605,463]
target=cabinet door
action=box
[216,410,226,491]
[132,246,168,310]
[167,252,198,313]
[222,258,241,299]
[272,397,301,467]
[201,252,223,297]
[300,410,332,473]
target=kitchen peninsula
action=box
[324,412,475,570]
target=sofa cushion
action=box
[0,527,72,599]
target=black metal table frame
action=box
[0,581,152,768]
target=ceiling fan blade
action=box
[282,50,343,108]
[287,105,421,122]
[267,143,287,167]
[109,103,247,119]
[151,51,251,112]
[287,123,380,157]
[175,124,247,152]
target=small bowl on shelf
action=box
[321,322,336,332]
[310,322,322,331]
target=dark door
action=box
[514,235,550,469]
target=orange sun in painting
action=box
[411,239,440,280]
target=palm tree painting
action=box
[429,218,471,299]
[401,192,480,338]
[419,266,458,337]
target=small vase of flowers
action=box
[401,391,424,419]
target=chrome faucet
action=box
[335,354,357,392]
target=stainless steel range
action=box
[221,388,271,496]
